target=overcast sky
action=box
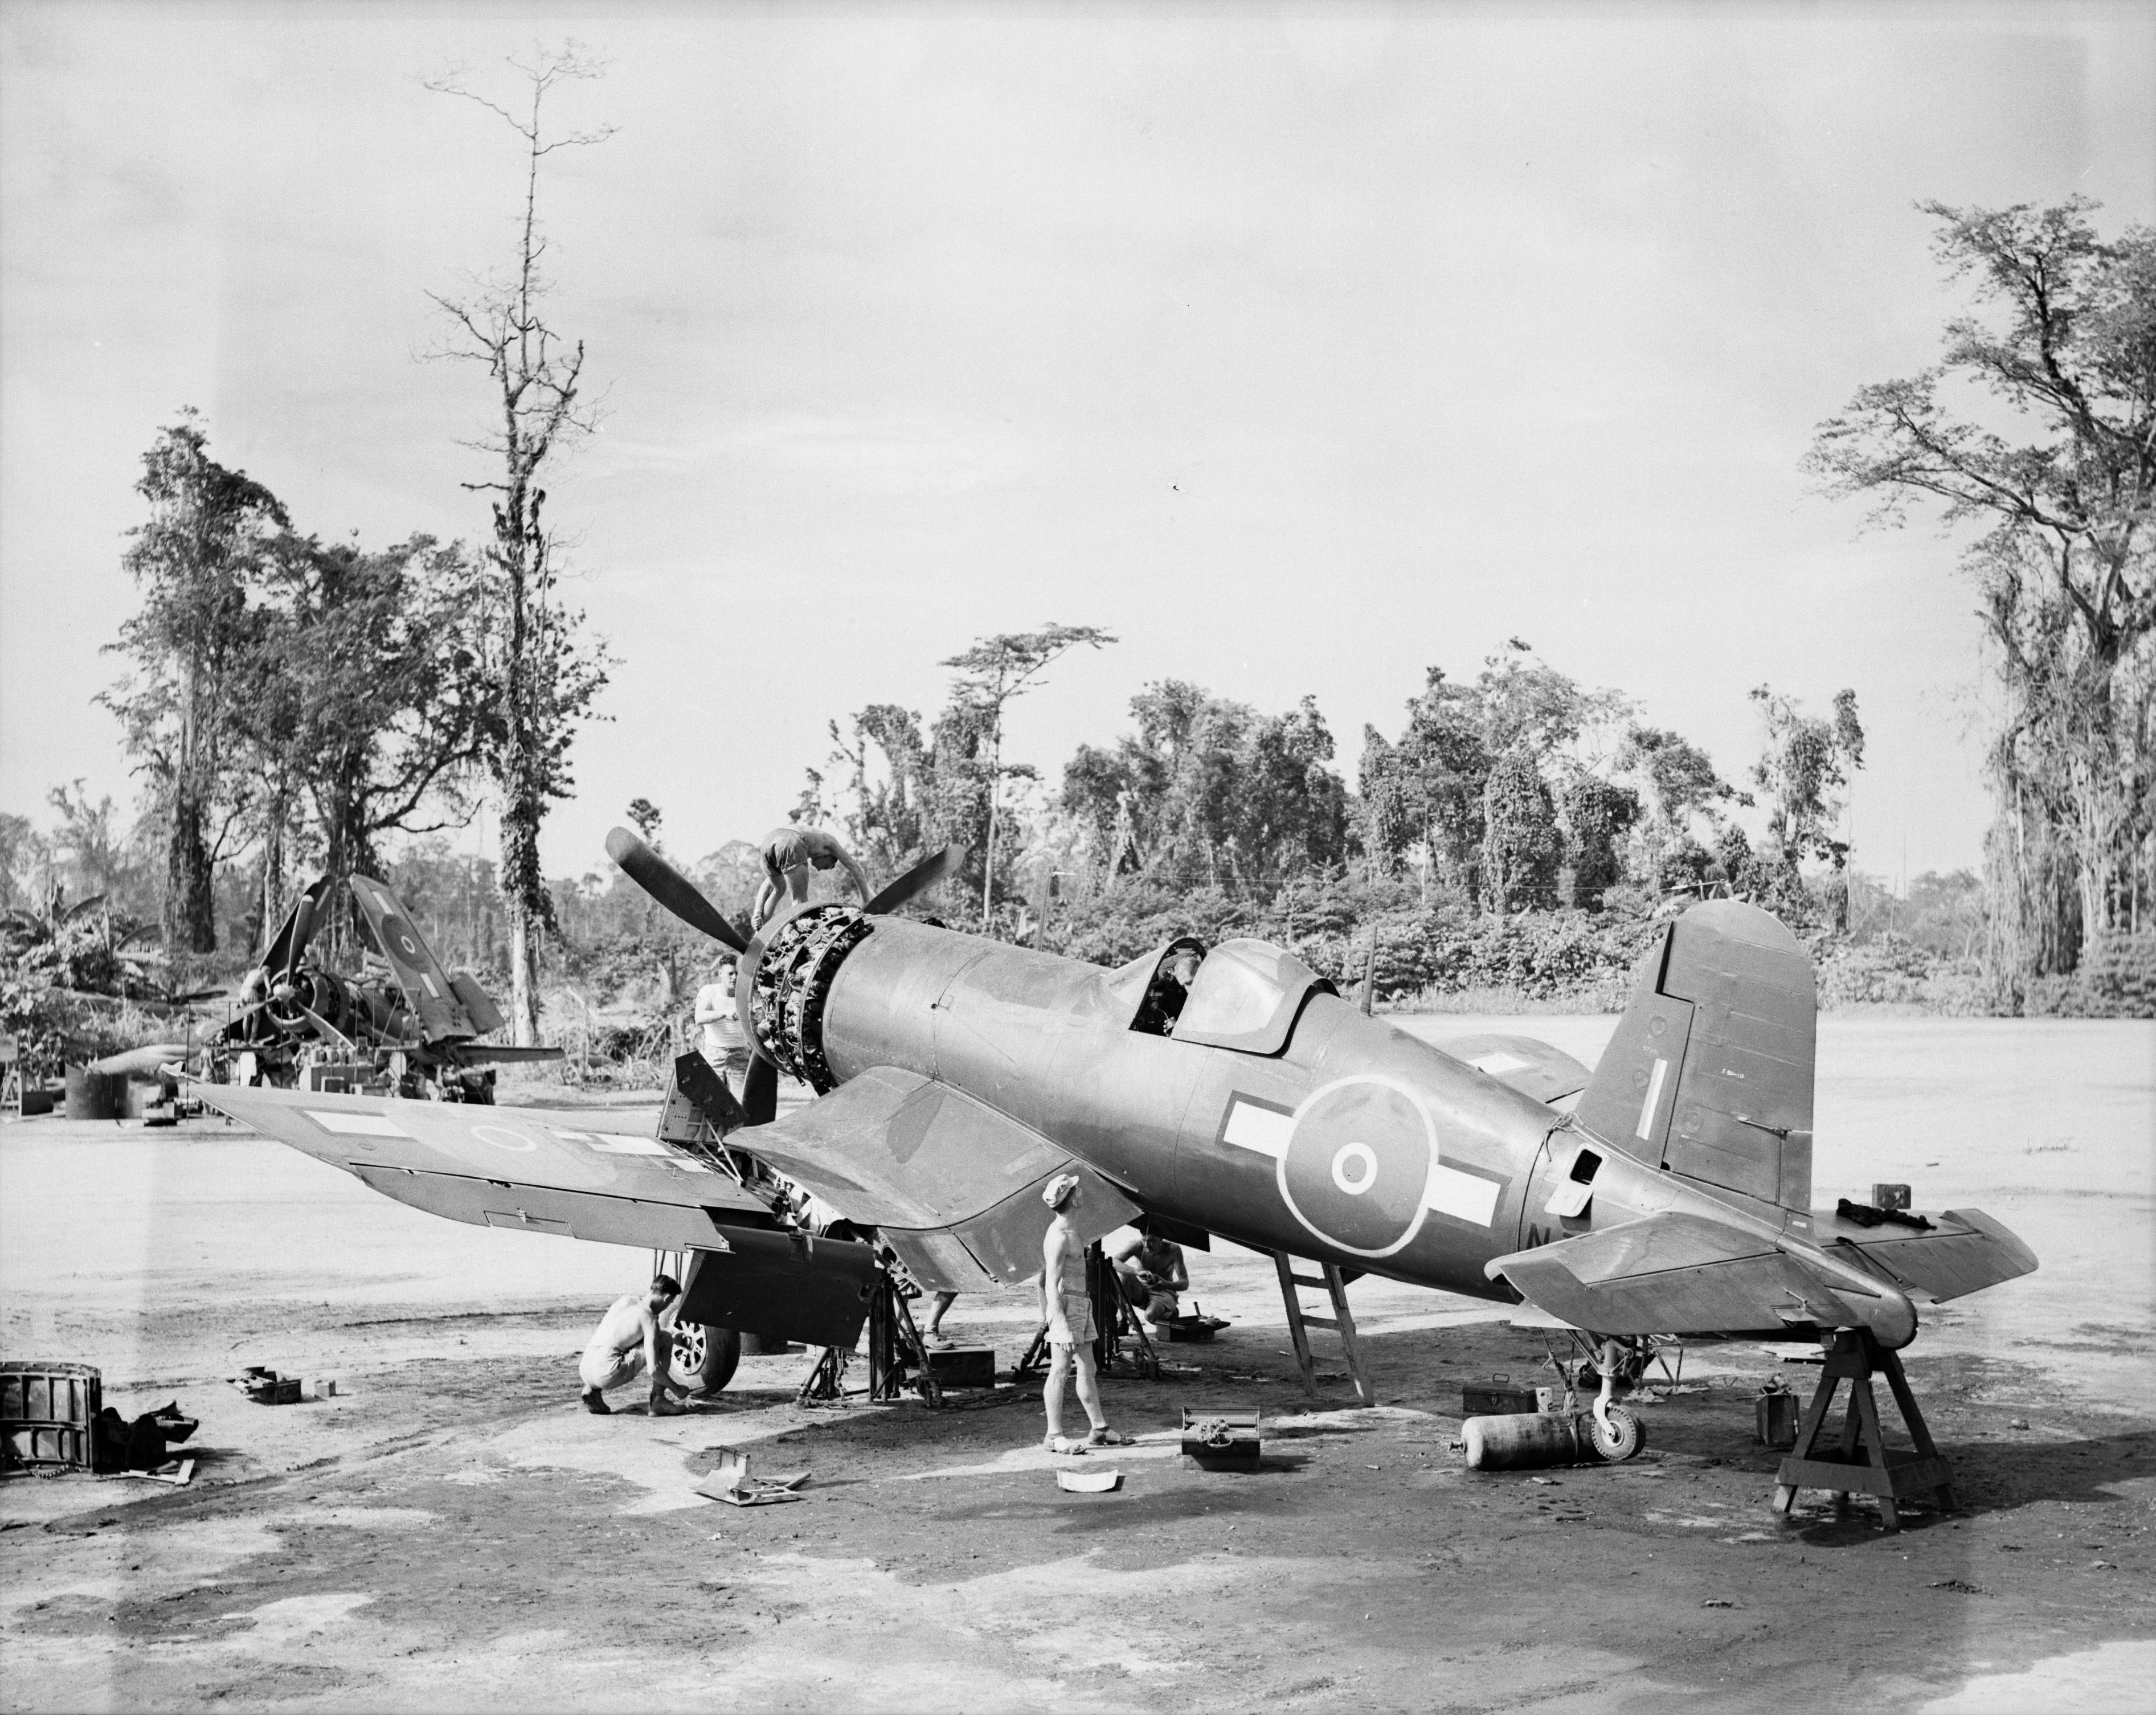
[4,1,2151,889]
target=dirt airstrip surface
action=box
[2,1016,2150,1712]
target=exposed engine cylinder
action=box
[748,904,874,1093]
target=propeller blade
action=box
[284,894,318,979]
[604,828,749,953]
[865,844,968,915]
[741,1055,778,1127]
[293,1001,359,1052]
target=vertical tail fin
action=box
[1577,901,1816,1210]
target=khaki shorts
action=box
[579,1345,647,1393]
[1046,1291,1097,1348]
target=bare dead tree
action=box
[425,44,614,1044]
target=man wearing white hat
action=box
[1038,1173,1127,1455]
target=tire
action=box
[669,1322,740,1394]
[1589,1405,1644,1463]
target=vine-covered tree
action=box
[105,413,288,955]
[1807,197,2154,983]
[940,624,1115,927]
[1558,775,1640,912]
[1481,743,1562,914]
[427,45,615,1043]
[259,534,492,960]
[1746,685,1865,927]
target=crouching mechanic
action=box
[1105,1225,1188,1327]
[579,1275,690,1416]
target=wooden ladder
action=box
[1274,1253,1373,1405]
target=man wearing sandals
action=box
[1038,1174,1128,1455]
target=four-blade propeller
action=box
[604,828,966,948]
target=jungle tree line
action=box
[793,625,1861,938]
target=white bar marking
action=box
[1222,1100,1293,1159]
[1469,1051,1530,1075]
[586,1132,671,1156]
[1636,1057,1668,1141]
[1425,1163,1500,1226]
[306,1110,411,1138]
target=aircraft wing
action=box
[1437,1033,1593,1105]
[1486,1211,1883,1339]
[348,874,471,1041]
[194,1082,775,1250]
[738,1066,1140,1292]
[195,1082,877,1347]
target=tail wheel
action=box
[1589,1405,1644,1463]
[669,1322,741,1394]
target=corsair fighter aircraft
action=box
[197,831,2036,1428]
[211,873,559,1100]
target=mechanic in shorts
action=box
[579,1275,690,1416]
[1038,1174,1127,1454]
[751,826,872,930]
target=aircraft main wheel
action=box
[669,1322,740,1394]
[1589,1405,1644,1463]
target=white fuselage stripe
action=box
[1222,1100,1294,1159]
[1425,1163,1500,1226]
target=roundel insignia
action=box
[1277,1076,1435,1258]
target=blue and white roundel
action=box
[1277,1075,1436,1258]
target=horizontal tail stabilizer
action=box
[1486,1209,1919,1345]
[1819,1205,2039,1302]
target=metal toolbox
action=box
[1181,1405,1261,1467]
[925,1346,996,1389]
[1,1361,102,1470]
[1462,1379,1541,1416]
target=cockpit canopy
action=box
[1107,935,1334,1056]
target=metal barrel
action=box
[1462,1410,1594,1471]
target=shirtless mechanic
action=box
[751,826,872,931]
[1038,1174,1128,1455]
[579,1275,690,1416]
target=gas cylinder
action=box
[1463,1407,1644,1470]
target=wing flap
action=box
[742,1067,1065,1229]
[348,1163,749,1251]
[741,1066,1139,1287]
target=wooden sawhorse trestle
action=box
[1771,1327,1955,1531]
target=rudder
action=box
[1577,901,1815,1209]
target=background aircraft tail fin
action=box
[1576,900,1815,1210]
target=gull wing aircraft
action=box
[198,830,2036,1441]
[210,874,559,1102]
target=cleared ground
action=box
[1,1016,2150,1712]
